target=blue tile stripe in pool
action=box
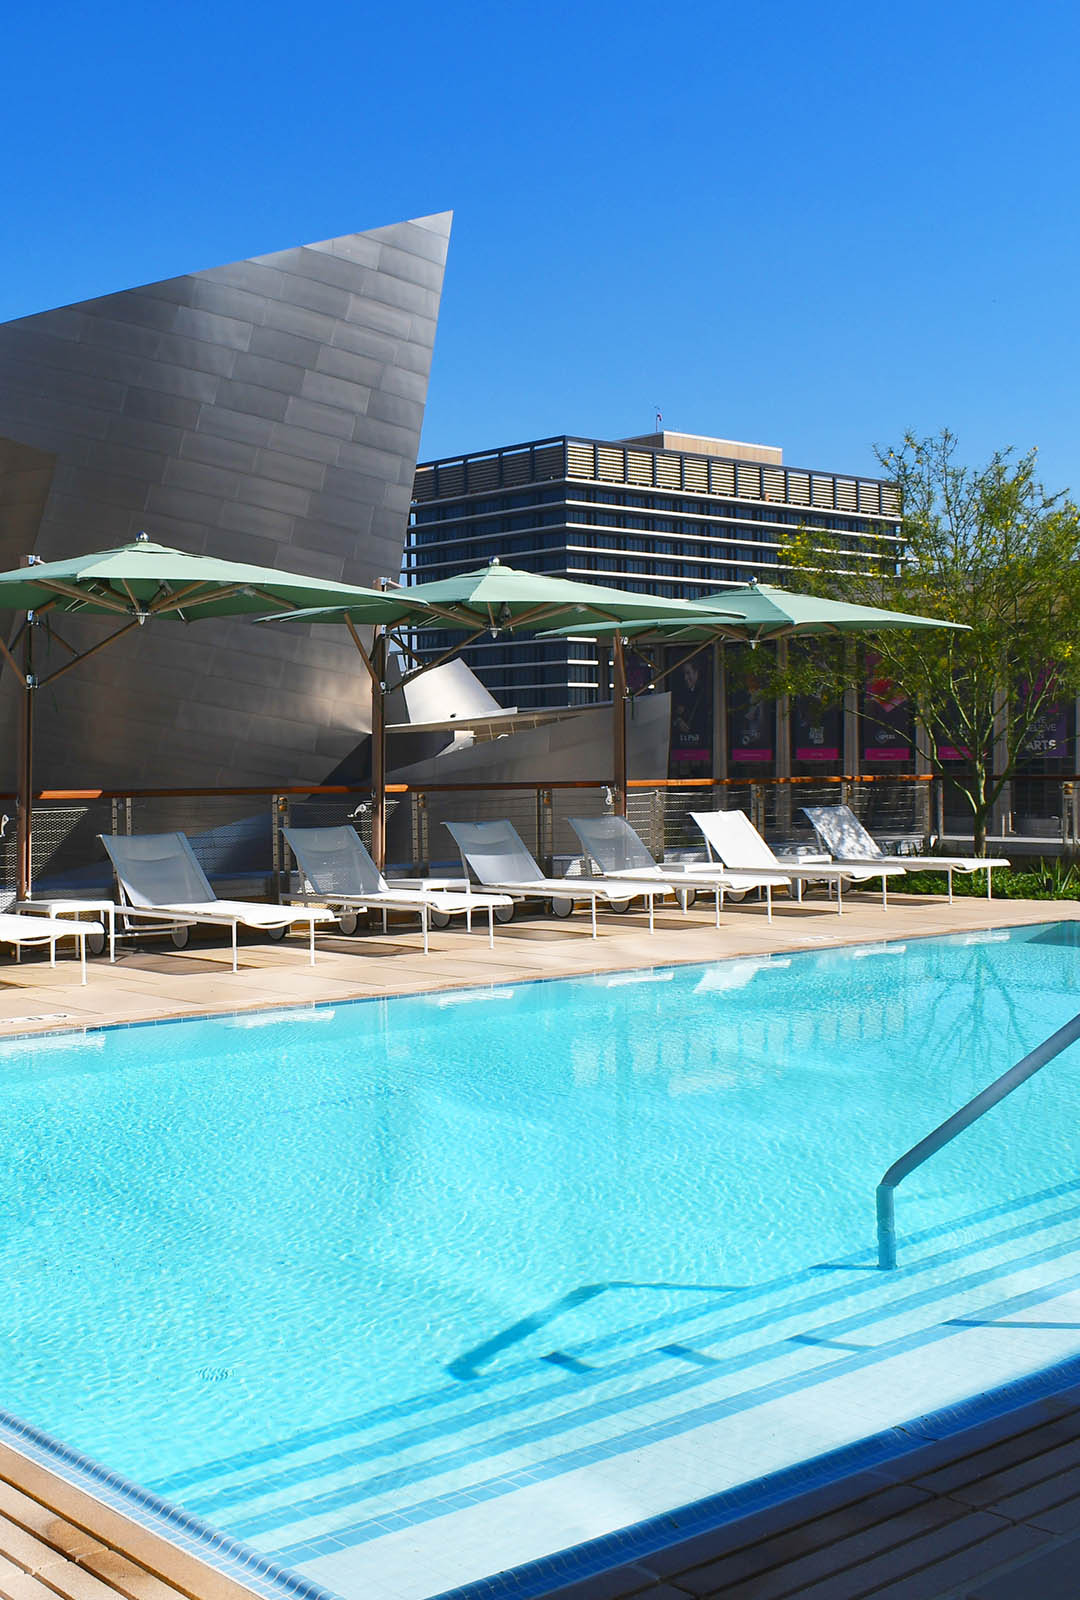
[421,1344,1080,1600]
[207,1174,1080,1554]
[264,1252,1080,1569]
[0,1405,346,1600]
[166,1173,1080,1537]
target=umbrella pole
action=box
[16,617,33,901]
[371,630,387,873]
[612,633,628,818]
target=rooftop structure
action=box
[407,430,901,708]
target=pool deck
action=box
[0,888,1074,1037]
[1,888,1080,1600]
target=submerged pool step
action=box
[163,1187,1080,1567]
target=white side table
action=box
[773,852,833,904]
[16,899,117,961]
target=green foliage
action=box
[776,430,1080,850]
[900,859,1080,900]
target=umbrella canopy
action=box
[272,560,724,848]
[0,535,414,898]
[0,537,413,622]
[540,580,963,645]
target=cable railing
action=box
[876,1009,1080,1269]
[4,771,1074,902]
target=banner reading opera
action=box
[863,654,913,765]
[667,647,713,777]
[729,679,774,766]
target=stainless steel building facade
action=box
[407,430,901,710]
[0,212,452,791]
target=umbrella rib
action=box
[402,626,489,682]
[41,621,79,658]
[343,615,379,686]
[36,619,143,688]
[36,578,130,616]
[146,580,212,615]
[0,632,22,682]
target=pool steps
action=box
[140,1178,1080,1579]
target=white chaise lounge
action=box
[283,825,512,952]
[0,911,104,985]
[802,804,1010,902]
[444,818,677,937]
[690,808,907,913]
[100,832,334,971]
[569,813,789,925]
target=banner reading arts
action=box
[863,654,912,764]
[1018,669,1069,762]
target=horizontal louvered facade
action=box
[408,433,901,710]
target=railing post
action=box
[271,795,284,903]
[876,1184,897,1271]
[876,1007,1080,1268]
[538,787,554,873]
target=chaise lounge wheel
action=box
[675,887,697,910]
[724,889,747,903]
[429,909,452,929]
[607,898,632,914]
[86,929,106,957]
[338,911,359,935]
[494,902,516,923]
[550,895,575,918]
[170,925,190,949]
[266,925,287,941]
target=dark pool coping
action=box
[427,1347,1080,1599]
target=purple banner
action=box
[793,698,840,763]
[863,655,912,765]
[667,648,712,773]
[1018,670,1068,761]
[729,681,774,765]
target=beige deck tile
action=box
[79,1551,187,1600]
[0,894,1067,1036]
[0,1484,108,1564]
[0,1556,59,1600]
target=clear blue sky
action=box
[3,0,1077,490]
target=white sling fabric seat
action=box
[0,911,104,985]
[802,804,1009,903]
[283,825,511,952]
[100,832,333,971]
[691,808,906,913]
[569,813,789,925]
[445,818,676,937]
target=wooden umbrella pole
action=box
[612,632,628,818]
[370,629,387,872]
[16,617,33,901]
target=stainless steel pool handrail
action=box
[876,1008,1080,1269]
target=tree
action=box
[778,430,1080,853]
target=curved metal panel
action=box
[0,213,452,789]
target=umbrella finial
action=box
[490,556,501,566]
[136,531,149,543]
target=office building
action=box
[407,430,901,711]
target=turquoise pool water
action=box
[3,922,1080,1588]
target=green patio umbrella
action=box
[272,560,724,852]
[542,576,965,791]
[0,534,414,899]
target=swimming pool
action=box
[3,922,1080,1600]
